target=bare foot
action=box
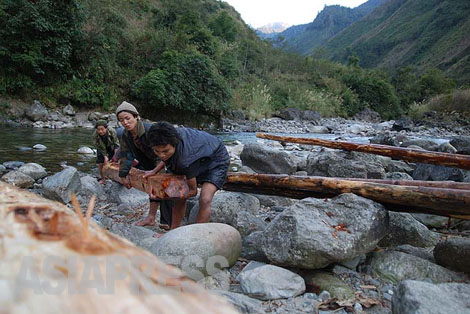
[135,217,155,226]
[153,232,166,238]
[158,223,170,230]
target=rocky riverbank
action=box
[2,102,470,313]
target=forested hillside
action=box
[324,0,470,83]
[277,0,387,56]
[0,0,464,123]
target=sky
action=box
[224,0,369,28]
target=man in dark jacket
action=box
[144,121,230,234]
[94,119,119,184]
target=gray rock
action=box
[240,143,297,174]
[198,269,231,291]
[306,151,368,178]
[308,126,329,134]
[106,181,149,208]
[0,165,6,172]
[18,163,47,180]
[379,212,440,248]
[254,194,295,207]
[262,193,389,269]
[79,175,105,198]
[150,223,241,280]
[189,192,260,226]
[109,223,156,249]
[438,142,457,154]
[449,136,470,154]
[368,250,466,284]
[393,245,435,262]
[241,231,269,262]
[25,100,48,122]
[3,161,25,169]
[301,110,321,121]
[354,108,381,123]
[212,290,264,314]
[42,167,81,203]
[77,146,94,154]
[62,104,75,116]
[304,272,355,301]
[238,261,305,300]
[413,163,465,181]
[235,211,267,237]
[387,160,415,174]
[33,144,47,150]
[411,213,449,229]
[1,171,35,188]
[392,280,470,314]
[434,237,470,273]
[401,139,438,151]
[275,108,302,121]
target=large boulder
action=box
[275,108,302,121]
[42,167,81,203]
[412,163,465,181]
[62,104,75,116]
[368,250,466,284]
[411,213,449,229]
[262,193,389,269]
[401,139,439,151]
[378,212,440,248]
[241,231,269,262]
[109,223,156,250]
[238,261,305,300]
[212,290,264,314]
[106,181,149,208]
[79,175,105,198]
[235,211,267,238]
[1,171,34,188]
[303,272,355,301]
[18,163,47,180]
[189,191,260,226]
[306,151,368,178]
[25,100,48,122]
[3,161,25,170]
[392,280,470,314]
[449,136,470,154]
[434,237,470,273]
[240,143,297,174]
[150,223,241,280]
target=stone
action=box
[378,212,440,248]
[1,171,34,188]
[306,151,368,178]
[449,136,470,154]
[438,142,457,154]
[368,250,465,284]
[393,245,434,262]
[25,100,48,122]
[401,139,439,151]
[150,223,241,280]
[434,237,470,273]
[212,290,264,314]
[3,161,25,169]
[198,269,231,291]
[42,167,81,203]
[240,231,269,263]
[411,213,449,229]
[238,262,305,300]
[189,192,260,226]
[253,195,295,208]
[62,104,75,116]
[109,223,156,250]
[275,108,302,121]
[79,175,105,198]
[33,144,47,150]
[412,163,465,182]
[385,172,413,180]
[262,193,389,269]
[18,163,47,180]
[392,280,470,314]
[240,143,297,175]
[106,181,149,208]
[235,211,267,237]
[77,146,95,154]
[303,272,355,301]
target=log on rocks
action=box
[0,182,237,313]
[341,178,470,191]
[257,132,470,170]
[224,173,470,219]
[102,163,190,199]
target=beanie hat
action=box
[116,101,139,116]
[95,119,108,128]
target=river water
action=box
[0,126,371,175]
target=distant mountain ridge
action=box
[323,0,470,82]
[256,22,290,40]
[275,0,387,55]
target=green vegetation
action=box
[0,0,466,124]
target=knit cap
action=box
[116,101,139,116]
[95,119,108,128]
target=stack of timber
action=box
[256,132,470,170]
[0,182,237,313]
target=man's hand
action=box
[143,169,157,182]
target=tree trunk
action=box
[257,132,470,170]
[0,182,237,313]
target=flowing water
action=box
[0,126,371,176]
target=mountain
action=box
[324,0,470,82]
[256,22,290,40]
[274,0,387,55]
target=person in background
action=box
[144,121,230,236]
[94,119,119,184]
[115,101,172,228]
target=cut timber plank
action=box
[0,182,237,313]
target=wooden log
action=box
[0,182,237,313]
[102,163,190,199]
[224,173,470,219]
[340,178,470,191]
[257,132,470,170]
